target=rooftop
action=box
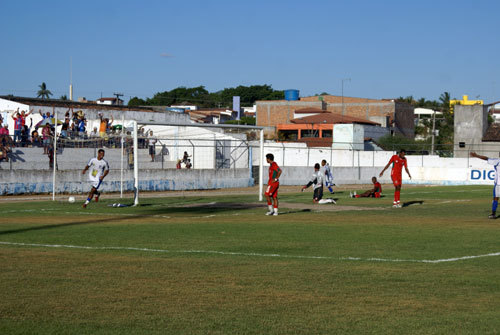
[0,96,154,112]
[291,112,380,126]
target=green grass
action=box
[0,185,499,334]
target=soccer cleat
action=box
[488,214,497,219]
[353,191,357,197]
[265,211,274,216]
[349,191,353,198]
[95,192,100,202]
[82,203,87,208]
[272,212,278,216]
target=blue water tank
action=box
[284,89,299,101]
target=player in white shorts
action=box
[470,151,500,219]
[321,159,335,194]
[82,149,109,208]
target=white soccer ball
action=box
[68,196,75,203]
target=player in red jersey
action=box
[264,153,282,216]
[351,177,382,198]
[379,149,411,208]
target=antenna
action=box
[69,56,73,100]
[113,92,124,105]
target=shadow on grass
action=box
[0,202,268,236]
[402,200,424,207]
[0,214,146,236]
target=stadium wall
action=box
[0,168,253,195]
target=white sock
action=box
[268,205,273,211]
[274,207,278,213]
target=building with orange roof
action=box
[256,94,414,139]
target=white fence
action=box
[250,142,496,186]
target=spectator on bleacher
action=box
[60,115,70,139]
[90,126,98,139]
[182,151,191,166]
[42,123,52,154]
[39,109,53,120]
[0,141,8,162]
[0,124,9,138]
[99,113,113,147]
[20,125,30,147]
[0,125,13,161]
[47,142,56,169]
[136,126,144,149]
[12,108,33,142]
[148,130,157,162]
[11,110,25,144]
[77,116,86,139]
[31,129,42,147]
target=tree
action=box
[37,82,53,99]
[436,92,453,146]
[128,97,147,107]
[60,95,67,100]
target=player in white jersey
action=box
[302,163,325,203]
[470,152,500,219]
[82,149,109,208]
[321,159,335,193]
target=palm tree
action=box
[37,82,53,99]
[439,92,451,111]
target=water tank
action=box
[284,89,299,101]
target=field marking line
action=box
[0,241,498,264]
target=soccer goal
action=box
[45,117,264,205]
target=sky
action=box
[1,0,500,104]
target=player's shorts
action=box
[149,146,155,155]
[374,192,381,198]
[391,175,402,186]
[313,186,323,201]
[265,182,279,198]
[90,179,103,190]
[493,183,500,198]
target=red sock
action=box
[355,195,360,198]
[395,190,400,202]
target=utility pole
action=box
[341,78,351,116]
[431,110,436,155]
[113,92,124,106]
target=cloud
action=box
[160,53,174,58]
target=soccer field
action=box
[0,185,499,334]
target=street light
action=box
[341,78,351,116]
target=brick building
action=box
[256,95,414,139]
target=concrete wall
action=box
[454,104,489,158]
[0,168,253,195]
[251,143,497,186]
[332,124,364,150]
[0,144,253,194]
